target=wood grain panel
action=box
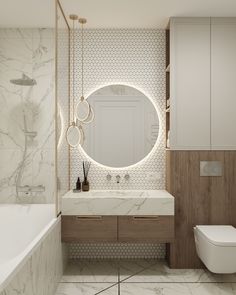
[166,150,236,269]
[61,216,118,243]
[225,152,236,225]
[118,216,174,243]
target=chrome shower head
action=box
[10,74,36,86]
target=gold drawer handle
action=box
[132,216,159,221]
[76,216,103,221]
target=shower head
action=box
[10,74,36,86]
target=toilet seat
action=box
[196,225,236,246]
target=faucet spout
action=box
[116,175,121,184]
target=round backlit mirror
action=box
[81,85,160,168]
[66,124,81,147]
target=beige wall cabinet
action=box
[211,18,236,149]
[169,17,236,150]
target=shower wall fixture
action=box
[0,28,55,204]
[10,74,45,197]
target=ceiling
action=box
[0,0,55,28]
[0,0,236,28]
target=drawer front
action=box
[118,216,174,242]
[61,216,118,243]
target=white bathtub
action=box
[0,204,57,292]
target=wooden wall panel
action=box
[167,150,236,269]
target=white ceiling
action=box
[0,0,236,28]
[0,0,55,28]
[61,0,236,28]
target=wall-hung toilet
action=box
[194,225,236,274]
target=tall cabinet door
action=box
[211,18,236,150]
[170,18,211,150]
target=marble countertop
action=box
[61,190,174,216]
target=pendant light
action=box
[75,18,94,123]
[66,14,82,147]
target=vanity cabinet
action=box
[169,17,236,150]
[61,215,174,243]
[61,216,118,242]
[118,216,174,243]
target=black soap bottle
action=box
[76,177,81,190]
[73,177,81,192]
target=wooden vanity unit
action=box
[61,190,175,244]
[61,215,174,243]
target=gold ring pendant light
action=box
[75,18,94,124]
[66,14,82,147]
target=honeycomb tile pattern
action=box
[71,29,166,191]
[69,243,166,260]
[67,29,166,259]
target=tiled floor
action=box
[55,260,236,294]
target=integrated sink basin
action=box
[62,190,174,216]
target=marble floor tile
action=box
[55,283,118,295]
[120,260,236,283]
[61,260,119,283]
[120,283,236,295]
[119,260,204,283]
[119,259,158,281]
[188,283,236,295]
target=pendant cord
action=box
[81,22,84,100]
[72,19,75,122]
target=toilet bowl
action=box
[194,225,236,274]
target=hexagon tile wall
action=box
[69,29,166,259]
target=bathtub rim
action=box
[0,211,60,292]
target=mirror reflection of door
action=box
[83,85,159,168]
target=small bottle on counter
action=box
[73,177,81,193]
[82,177,89,192]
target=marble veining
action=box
[0,217,62,295]
[56,283,118,295]
[56,259,236,295]
[61,260,119,283]
[62,190,174,216]
[0,28,55,204]
[120,283,236,295]
[120,260,236,283]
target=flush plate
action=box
[200,161,223,177]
